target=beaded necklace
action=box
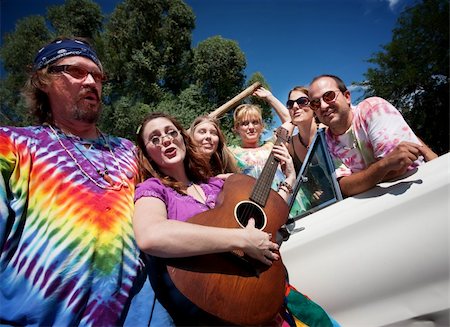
[297,133,309,149]
[47,124,128,190]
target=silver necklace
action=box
[47,124,128,190]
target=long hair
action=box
[189,115,240,174]
[22,65,54,124]
[136,112,212,192]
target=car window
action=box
[288,128,343,222]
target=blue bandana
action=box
[33,39,101,71]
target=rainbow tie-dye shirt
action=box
[0,125,143,326]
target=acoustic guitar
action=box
[166,126,291,326]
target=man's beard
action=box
[72,101,102,124]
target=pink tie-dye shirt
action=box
[325,97,423,178]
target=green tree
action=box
[102,0,195,102]
[47,0,103,39]
[0,16,51,125]
[364,0,449,155]
[193,36,246,106]
[0,0,274,143]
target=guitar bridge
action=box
[224,251,261,277]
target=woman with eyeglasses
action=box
[133,112,297,326]
[189,115,240,177]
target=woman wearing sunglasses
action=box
[285,86,322,171]
[253,85,320,173]
[254,86,329,216]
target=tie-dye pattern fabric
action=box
[0,125,143,326]
[325,97,423,178]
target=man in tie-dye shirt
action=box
[0,37,171,326]
[308,74,437,197]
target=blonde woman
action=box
[228,103,289,191]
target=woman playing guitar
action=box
[133,112,295,326]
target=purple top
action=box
[134,177,225,221]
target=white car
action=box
[281,133,449,327]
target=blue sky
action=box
[2,0,418,115]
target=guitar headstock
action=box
[274,126,291,144]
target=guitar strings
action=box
[243,126,289,230]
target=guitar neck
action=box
[250,126,290,207]
[250,153,279,206]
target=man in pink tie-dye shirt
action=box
[308,74,437,197]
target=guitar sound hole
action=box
[234,201,267,230]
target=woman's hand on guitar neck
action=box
[242,218,280,266]
[272,143,296,201]
[272,143,295,180]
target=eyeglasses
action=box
[309,90,341,111]
[286,97,310,109]
[146,129,180,146]
[48,65,107,83]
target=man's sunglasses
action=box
[309,90,341,111]
[48,65,107,83]
[286,97,310,109]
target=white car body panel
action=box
[281,153,450,326]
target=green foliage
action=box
[99,97,151,140]
[193,36,246,105]
[102,0,195,103]
[47,0,103,39]
[0,16,51,125]
[364,0,449,154]
[0,0,275,144]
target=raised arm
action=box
[253,86,291,123]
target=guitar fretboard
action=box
[250,127,289,207]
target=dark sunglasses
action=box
[48,65,107,83]
[309,90,341,111]
[286,97,310,109]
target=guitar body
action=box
[166,174,289,326]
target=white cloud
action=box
[348,84,368,93]
[386,0,401,10]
